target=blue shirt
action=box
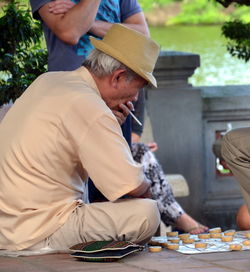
[30,0,142,71]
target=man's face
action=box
[103,73,147,111]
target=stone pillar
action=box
[145,51,203,220]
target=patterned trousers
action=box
[131,143,184,226]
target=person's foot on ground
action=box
[175,213,209,234]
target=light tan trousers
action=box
[31,198,160,250]
[222,127,250,211]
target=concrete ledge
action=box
[166,174,189,197]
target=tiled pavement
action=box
[1,245,250,272]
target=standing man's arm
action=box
[47,0,150,38]
[89,11,150,38]
[37,0,101,45]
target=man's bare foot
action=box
[175,213,209,234]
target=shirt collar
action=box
[76,66,101,97]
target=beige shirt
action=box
[0,67,143,250]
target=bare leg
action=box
[236,204,250,230]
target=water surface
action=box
[150,26,250,86]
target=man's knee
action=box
[141,199,160,222]
[135,199,160,236]
[236,204,250,230]
[221,131,234,160]
[221,128,249,160]
[222,129,240,149]
[223,128,250,146]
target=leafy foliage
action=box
[139,0,250,62]
[0,1,47,106]
[222,20,250,61]
[213,0,250,62]
[215,0,250,7]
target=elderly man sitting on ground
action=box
[0,24,160,251]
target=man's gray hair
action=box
[83,49,139,81]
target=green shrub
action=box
[222,20,250,61]
[0,0,47,106]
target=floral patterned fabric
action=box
[131,143,184,226]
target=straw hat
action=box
[90,24,160,87]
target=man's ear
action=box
[110,69,126,88]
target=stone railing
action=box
[153,51,200,88]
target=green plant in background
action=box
[222,20,250,61]
[0,0,47,106]
[215,0,250,62]
[215,0,250,7]
[168,0,227,25]
[139,0,250,61]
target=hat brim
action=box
[90,37,157,88]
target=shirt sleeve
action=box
[29,0,51,20]
[120,0,142,22]
[62,93,144,202]
[79,113,144,201]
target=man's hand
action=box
[139,184,152,198]
[127,178,152,199]
[147,142,158,152]
[49,0,75,14]
[112,101,134,125]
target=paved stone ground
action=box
[1,245,250,272]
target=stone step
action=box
[166,174,189,197]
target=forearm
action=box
[39,0,101,45]
[131,132,141,143]
[90,21,149,38]
[123,12,150,37]
[122,23,149,36]
[89,12,150,38]
[89,20,112,38]
[127,179,151,198]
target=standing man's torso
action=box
[30,0,141,71]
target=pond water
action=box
[150,25,250,86]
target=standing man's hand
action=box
[48,0,75,14]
